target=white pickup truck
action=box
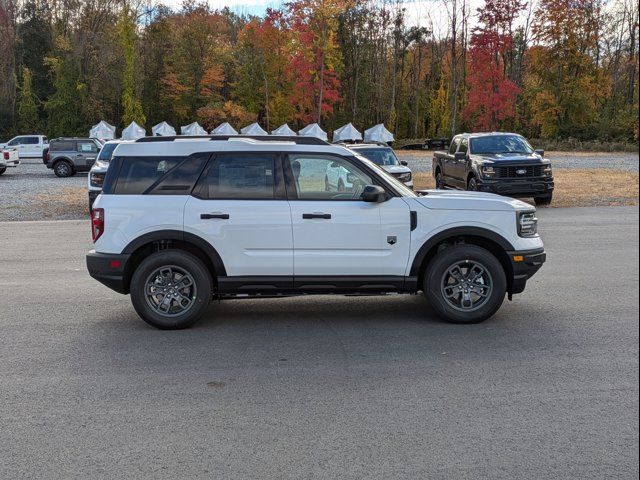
[0,135,48,159]
[0,147,19,175]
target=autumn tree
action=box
[464,0,524,130]
[117,4,146,126]
[17,66,39,131]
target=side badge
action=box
[387,235,397,245]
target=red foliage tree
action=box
[464,0,525,131]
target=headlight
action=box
[518,211,538,237]
[542,165,552,177]
[90,173,105,188]
[395,172,412,182]
[481,166,495,177]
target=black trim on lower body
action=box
[216,275,419,295]
[88,190,100,209]
[507,248,546,296]
[86,251,131,294]
[476,178,554,197]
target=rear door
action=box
[183,152,294,287]
[285,153,410,283]
[76,140,100,168]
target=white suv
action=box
[86,135,546,329]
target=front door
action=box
[285,153,410,282]
[183,152,293,287]
[76,140,99,168]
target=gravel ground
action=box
[397,150,639,174]
[0,159,88,221]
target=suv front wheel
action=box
[130,250,212,329]
[424,244,506,324]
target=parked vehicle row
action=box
[432,132,554,206]
[86,134,546,330]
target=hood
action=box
[473,153,549,165]
[413,189,533,212]
[381,165,410,174]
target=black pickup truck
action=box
[432,132,554,205]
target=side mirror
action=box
[400,160,408,166]
[361,185,386,203]
[454,151,467,161]
[534,149,545,157]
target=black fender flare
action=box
[409,226,515,277]
[122,229,227,276]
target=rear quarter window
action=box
[113,156,185,194]
[50,140,75,151]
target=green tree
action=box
[17,67,39,131]
[117,5,146,126]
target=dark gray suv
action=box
[43,137,103,177]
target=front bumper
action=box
[477,177,554,196]
[507,248,546,296]
[86,250,131,294]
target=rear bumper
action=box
[86,250,131,294]
[0,159,19,167]
[507,248,546,295]
[477,178,554,196]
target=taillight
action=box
[3,151,8,160]
[91,208,104,242]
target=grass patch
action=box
[32,186,88,219]
[413,169,639,208]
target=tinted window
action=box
[194,154,275,199]
[470,135,533,155]
[448,137,461,154]
[114,156,184,194]
[288,154,373,200]
[51,140,75,151]
[77,141,98,153]
[458,139,468,154]
[353,148,399,166]
[149,155,208,195]
[97,143,118,161]
[23,136,39,145]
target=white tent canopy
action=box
[152,121,176,136]
[89,120,116,141]
[121,121,145,140]
[364,123,394,143]
[271,124,297,136]
[181,122,207,136]
[211,122,238,135]
[333,123,362,142]
[298,123,328,141]
[240,122,268,135]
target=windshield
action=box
[353,147,400,166]
[470,135,533,155]
[351,153,416,197]
[97,142,119,162]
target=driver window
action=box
[448,137,460,155]
[458,139,468,154]
[287,155,373,200]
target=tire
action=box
[0,167,6,176]
[130,250,212,329]
[534,193,553,206]
[435,169,444,189]
[467,176,478,191]
[53,161,74,178]
[423,244,506,324]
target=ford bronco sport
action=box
[86,135,546,329]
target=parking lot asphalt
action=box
[0,206,638,479]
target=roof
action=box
[116,135,353,157]
[348,142,391,149]
[454,132,525,139]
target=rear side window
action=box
[77,140,98,153]
[23,136,39,145]
[114,156,184,194]
[194,154,275,200]
[51,140,75,151]
[148,154,209,195]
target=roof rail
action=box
[135,135,329,146]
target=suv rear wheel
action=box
[53,160,74,178]
[424,244,506,324]
[130,250,212,329]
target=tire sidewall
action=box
[467,177,477,191]
[424,244,506,324]
[535,193,553,206]
[130,250,212,329]
[54,161,73,178]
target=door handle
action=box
[302,213,331,219]
[201,213,230,219]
